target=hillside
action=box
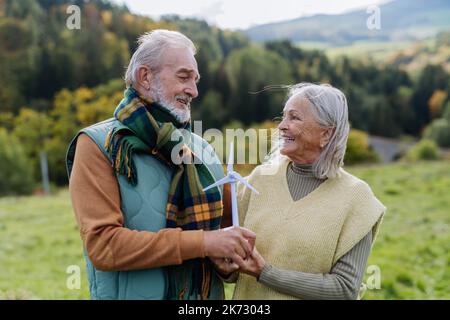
[245,0,450,46]
[387,31,450,74]
[320,31,450,74]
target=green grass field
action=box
[0,161,449,299]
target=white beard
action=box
[149,77,191,123]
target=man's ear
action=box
[136,65,152,90]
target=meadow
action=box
[0,161,449,299]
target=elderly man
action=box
[66,29,254,300]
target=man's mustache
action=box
[175,95,192,107]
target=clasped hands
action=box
[206,226,265,279]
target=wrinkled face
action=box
[278,94,328,162]
[150,46,200,122]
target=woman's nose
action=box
[278,118,288,130]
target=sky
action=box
[112,0,390,30]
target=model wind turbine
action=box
[203,142,259,227]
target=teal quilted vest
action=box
[66,118,225,300]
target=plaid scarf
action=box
[104,87,223,299]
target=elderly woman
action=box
[213,83,386,300]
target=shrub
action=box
[345,129,379,165]
[404,139,440,161]
[424,118,450,148]
[0,128,35,196]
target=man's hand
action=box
[210,257,239,276]
[203,226,256,264]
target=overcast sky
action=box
[112,0,390,30]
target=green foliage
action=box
[0,0,173,110]
[12,108,52,180]
[0,112,14,131]
[0,128,35,196]
[1,0,450,190]
[444,102,450,122]
[344,129,379,165]
[424,118,450,148]
[225,45,293,125]
[405,139,440,161]
[410,64,450,134]
[0,18,34,110]
[192,90,227,129]
[0,79,125,187]
[1,0,449,141]
[0,18,30,52]
[45,81,124,185]
[389,31,450,75]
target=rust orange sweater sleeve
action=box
[69,133,205,271]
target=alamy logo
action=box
[66,5,81,30]
[366,265,381,289]
[366,5,381,30]
[66,265,81,290]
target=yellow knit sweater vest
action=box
[233,158,386,300]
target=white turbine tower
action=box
[203,142,259,227]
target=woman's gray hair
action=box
[124,29,196,87]
[269,83,350,179]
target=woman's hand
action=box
[238,247,266,279]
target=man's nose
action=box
[185,81,198,99]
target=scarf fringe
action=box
[105,127,138,185]
[167,259,212,300]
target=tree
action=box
[12,108,52,182]
[47,89,80,185]
[428,90,448,120]
[225,46,293,125]
[191,90,227,129]
[0,18,33,111]
[410,65,450,134]
[0,127,35,196]
[424,119,450,148]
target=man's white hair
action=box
[269,83,350,179]
[124,29,196,87]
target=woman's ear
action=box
[136,65,152,91]
[320,127,335,148]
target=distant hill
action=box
[387,31,450,74]
[245,0,450,46]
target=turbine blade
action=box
[203,176,232,192]
[235,176,259,194]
